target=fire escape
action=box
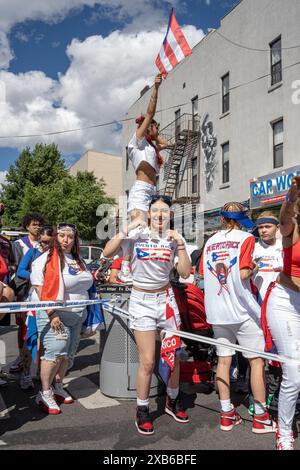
[160,114,200,204]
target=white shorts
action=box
[127,180,157,213]
[213,318,265,358]
[128,288,181,332]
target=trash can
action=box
[98,284,163,399]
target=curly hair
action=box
[22,213,45,230]
[44,229,85,273]
[221,201,247,231]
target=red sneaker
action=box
[220,408,242,431]
[165,396,189,423]
[252,411,276,434]
[135,406,154,435]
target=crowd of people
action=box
[0,213,96,415]
[109,72,300,451]
[0,73,299,452]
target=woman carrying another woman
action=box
[30,223,93,414]
[127,74,168,220]
[103,195,191,435]
[263,176,300,450]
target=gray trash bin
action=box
[98,284,163,399]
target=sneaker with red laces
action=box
[165,396,189,423]
[252,410,276,434]
[52,382,74,404]
[135,406,154,435]
[220,408,242,431]
[276,429,294,450]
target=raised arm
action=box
[136,74,162,141]
[279,176,300,238]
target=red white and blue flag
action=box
[26,310,38,363]
[155,8,192,79]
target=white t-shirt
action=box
[202,229,260,325]
[30,251,93,312]
[128,132,159,175]
[120,227,187,290]
[253,239,283,300]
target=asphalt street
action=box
[0,321,299,451]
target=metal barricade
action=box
[98,284,163,399]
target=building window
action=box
[222,73,230,114]
[175,109,181,140]
[272,119,283,168]
[222,142,229,184]
[191,96,199,131]
[126,146,129,171]
[192,157,197,194]
[270,36,282,86]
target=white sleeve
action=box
[30,254,47,286]
[130,132,147,150]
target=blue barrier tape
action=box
[0,298,110,314]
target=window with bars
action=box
[192,96,199,131]
[272,119,283,168]
[222,73,230,114]
[192,157,198,194]
[175,109,181,140]
[270,37,282,86]
[222,142,229,184]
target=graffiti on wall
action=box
[201,113,217,193]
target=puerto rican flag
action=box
[212,251,229,262]
[136,247,171,262]
[155,8,192,79]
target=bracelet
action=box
[47,311,56,319]
[177,242,185,247]
[177,247,186,251]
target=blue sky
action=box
[0,0,239,178]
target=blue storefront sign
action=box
[250,165,300,209]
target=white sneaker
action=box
[36,389,61,415]
[52,382,74,404]
[276,429,294,450]
[20,372,34,390]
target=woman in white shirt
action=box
[127,74,168,219]
[30,224,93,415]
[104,195,191,435]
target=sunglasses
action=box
[150,195,172,205]
[57,223,77,232]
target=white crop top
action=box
[120,227,187,290]
[128,132,159,175]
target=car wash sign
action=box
[250,165,300,209]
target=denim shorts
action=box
[36,309,85,362]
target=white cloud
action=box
[0,170,7,189]
[0,0,180,68]
[0,24,205,156]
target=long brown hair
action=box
[44,229,85,273]
[221,202,246,232]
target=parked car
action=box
[80,245,103,264]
